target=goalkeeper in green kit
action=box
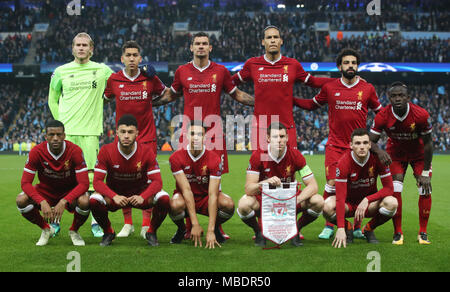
[48,32,113,237]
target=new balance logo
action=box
[335,92,341,96]
[187,77,193,80]
[258,67,264,71]
[113,165,120,168]
[119,84,124,88]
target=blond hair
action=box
[72,32,94,57]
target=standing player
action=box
[16,120,90,246]
[48,32,114,237]
[324,129,397,248]
[90,114,170,246]
[231,25,332,151]
[237,122,323,247]
[168,121,235,249]
[153,32,253,238]
[294,48,382,239]
[369,82,433,245]
[104,40,167,238]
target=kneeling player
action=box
[325,129,398,248]
[17,120,90,246]
[237,122,323,247]
[90,114,169,246]
[168,121,235,249]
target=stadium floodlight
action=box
[277,4,286,9]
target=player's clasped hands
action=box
[113,194,145,207]
[40,199,68,224]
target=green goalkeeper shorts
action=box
[65,135,99,170]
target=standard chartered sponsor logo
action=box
[335,100,363,110]
[188,83,216,93]
[119,90,147,101]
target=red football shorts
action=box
[389,159,432,178]
[325,145,350,181]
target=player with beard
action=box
[369,82,433,245]
[90,114,169,246]
[104,41,167,239]
[231,26,332,152]
[294,48,382,240]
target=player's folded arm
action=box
[63,169,89,204]
[366,173,394,203]
[21,169,46,205]
[140,169,163,201]
[93,168,118,199]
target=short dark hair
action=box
[122,40,142,54]
[267,122,287,136]
[191,32,209,45]
[117,114,138,128]
[389,81,408,91]
[45,119,65,132]
[336,48,361,67]
[351,128,369,141]
[263,25,281,39]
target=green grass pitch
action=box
[1,153,449,272]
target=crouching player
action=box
[237,122,323,247]
[325,129,397,248]
[17,119,90,246]
[90,114,170,246]
[168,121,235,249]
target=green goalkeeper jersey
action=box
[48,61,113,136]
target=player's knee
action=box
[89,192,106,207]
[16,192,30,208]
[169,195,185,214]
[153,190,170,209]
[219,193,235,212]
[323,196,336,215]
[382,196,398,211]
[237,195,253,215]
[77,193,90,210]
[309,194,324,210]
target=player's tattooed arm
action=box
[230,89,254,106]
[152,88,182,107]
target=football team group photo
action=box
[1,0,449,272]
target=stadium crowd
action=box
[0,81,448,153]
[0,0,445,64]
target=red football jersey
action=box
[313,77,382,149]
[247,145,313,186]
[104,69,166,144]
[335,151,393,228]
[94,141,162,200]
[171,61,236,125]
[234,55,317,130]
[370,102,432,161]
[21,141,89,204]
[169,147,222,197]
